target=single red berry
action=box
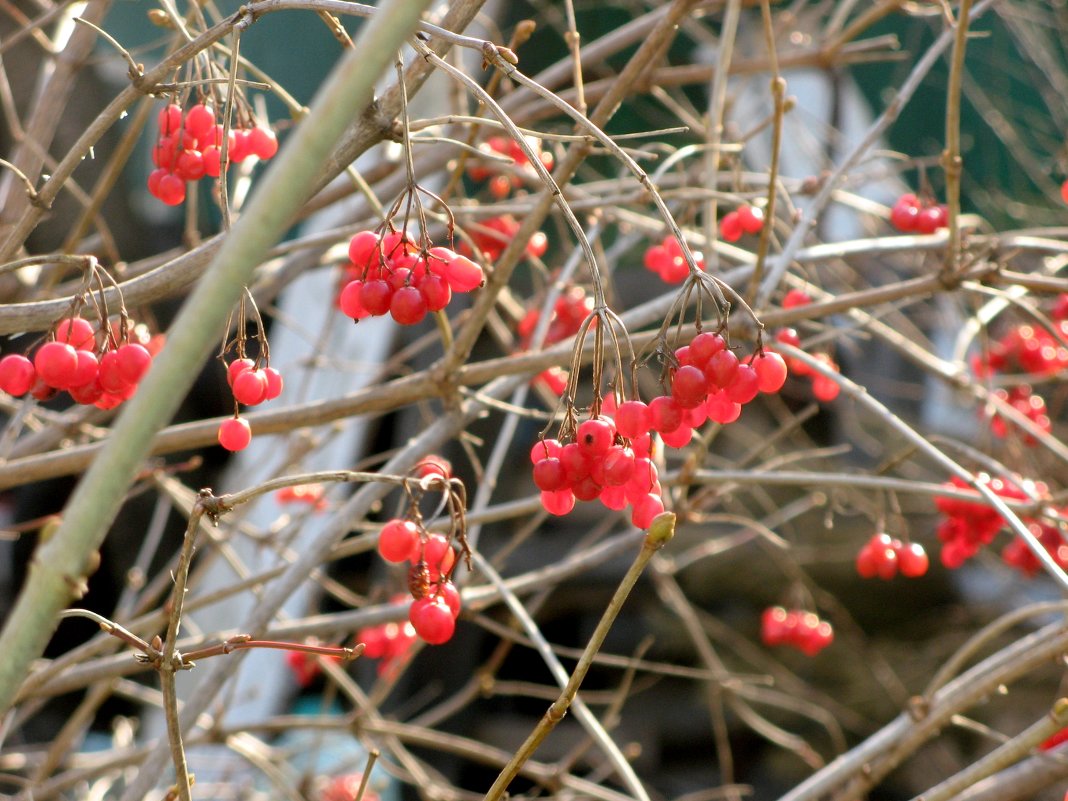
[348,230,380,269]
[359,279,393,316]
[736,204,764,234]
[890,197,919,232]
[378,519,420,563]
[725,363,760,404]
[811,374,840,402]
[661,425,693,448]
[419,274,452,312]
[540,489,576,516]
[218,417,252,451]
[671,365,708,409]
[0,354,36,396]
[156,173,186,206]
[648,396,683,434]
[704,391,742,424]
[603,446,636,486]
[409,596,456,645]
[897,542,930,578]
[68,350,100,389]
[232,369,269,406]
[339,280,371,320]
[438,581,462,618]
[614,400,652,438]
[418,533,456,577]
[174,149,206,182]
[227,358,255,387]
[753,352,788,393]
[719,210,743,242]
[577,417,616,458]
[631,493,666,529]
[530,438,563,463]
[444,255,485,292]
[116,343,152,384]
[533,457,567,492]
[201,146,222,178]
[782,289,812,309]
[34,341,78,389]
[263,367,283,400]
[229,129,252,162]
[705,348,739,390]
[249,126,279,160]
[158,103,183,135]
[184,103,215,141]
[390,286,428,325]
[689,332,726,368]
[914,205,944,234]
[55,317,96,351]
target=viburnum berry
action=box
[761,606,833,655]
[648,396,683,434]
[359,279,393,316]
[55,317,96,350]
[752,351,788,393]
[184,103,215,141]
[156,173,186,206]
[418,532,456,578]
[725,363,760,404]
[409,596,456,645]
[218,417,252,451]
[533,457,568,492]
[671,365,707,409]
[249,126,279,160]
[0,354,36,396]
[116,343,152,384]
[34,341,78,389]
[736,204,764,234]
[378,519,420,563]
[719,210,744,243]
[232,368,269,406]
[390,286,428,325]
[576,417,616,458]
[540,488,576,516]
[68,350,100,389]
[781,289,812,309]
[630,492,666,529]
[615,400,652,438]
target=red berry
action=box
[811,374,840,402]
[68,350,99,388]
[736,204,764,234]
[359,279,393,316]
[156,173,186,206]
[339,280,371,320]
[782,289,812,309]
[719,210,743,242]
[533,457,567,492]
[661,425,693,448]
[648,396,683,434]
[444,255,485,292]
[689,332,725,367]
[705,349,739,390]
[55,317,96,350]
[419,533,456,577]
[897,542,929,577]
[116,343,152,384]
[577,417,616,458]
[184,103,215,140]
[890,198,919,232]
[0,354,36,396]
[227,358,255,386]
[614,400,652,438]
[530,438,563,463]
[348,230,380,269]
[218,417,252,451]
[249,126,279,160]
[409,596,455,645]
[419,274,452,312]
[174,149,205,182]
[438,581,462,618]
[230,129,252,162]
[390,286,428,325]
[263,367,283,400]
[34,341,78,389]
[201,146,222,177]
[603,446,635,486]
[725,363,760,404]
[671,365,708,409]
[540,489,576,516]
[915,205,944,234]
[232,369,269,406]
[378,519,420,563]
[753,352,788,393]
[631,493,665,529]
[158,103,183,135]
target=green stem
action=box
[0,0,434,717]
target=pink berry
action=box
[897,542,930,578]
[263,367,284,400]
[359,279,393,316]
[158,103,183,136]
[705,348,739,390]
[34,341,78,389]
[174,149,205,182]
[218,417,252,451]
[348,230,380,269]
[689,332,725,367]
[614,400,652,438]
[576,417,616,458]
[648,396,683,434]
[725,363,760,404]
[0,354,36,396]
[156,173,186,206]
[530,438,563,463]
[671,365,708,409]
[184,103,215,141]
[753,352,788,393]
[55,317,96,351]
[390,286,428,325]
[409,596,456,645]
[339,280,371,320]
[378,519,420,563]
[68,350,100,388]
[532,457,567,492]
[630,493,665,529]
[232,369,269,406]
[227,358,255,387]
[444,255,485,293]
[540,489,576,516]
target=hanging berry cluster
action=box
[889,192,948,234]
[934,474,1037,568]
[372,457,468,646]
[643,235,706,284]
[1002,520,1068,578]
[148,102,278,206]
[216,294,284,452]
[464,215,548,263]
[467,135,554,199]
[771,291,842,402]
[337,229,485,326]
[855,533,929,579]
[760,606,834,656]
[718,204,765,243]
[0,274,163,410]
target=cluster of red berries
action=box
[889,193,948,234]
[771,290,842,402]
[760,606,834,656]
[356,600,419,677]
[0,317,161,409]
[530,418,665,528]
[719,204,765,243]
[1001,519,1068,578]
[275,483,327,511]
[855,533,930,579]
[216,358,284,452]
[148,103,278,206]
[337,230,484,326]
[985,385,1051,444]
[934,474,1037,568]
[464,215,548,263]
[373,457,461,646]
[468,135,554,199]
[643,235,705,284]
[517,285,594,395]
